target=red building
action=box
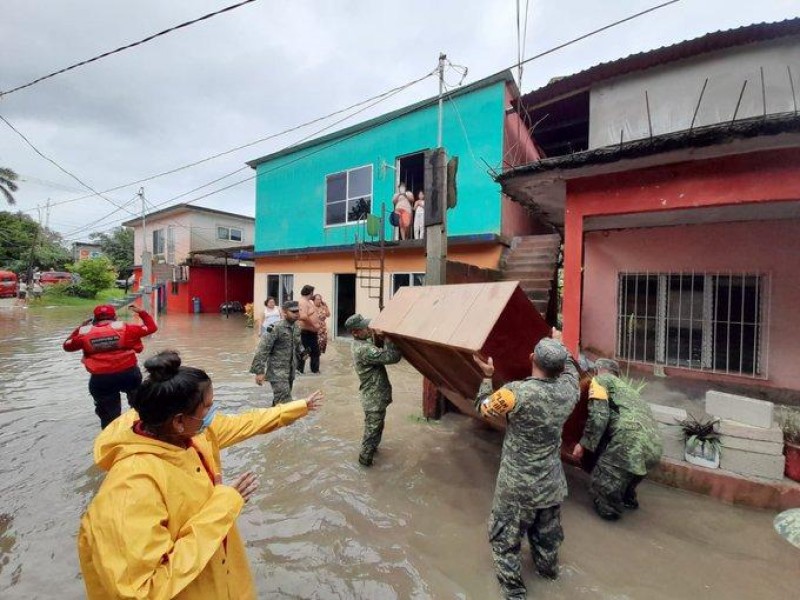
[500,19,800,399]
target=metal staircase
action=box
[354,207,387,310]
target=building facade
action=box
[500,19,800,398]
[248,71,547,337]
[122,204,255,313]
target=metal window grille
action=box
[617,272,767,378]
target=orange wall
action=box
[254,243,503,273]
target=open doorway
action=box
[394,150,428,241]
[334,274,356,337]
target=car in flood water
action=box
[0,270,18,298]
[39,271,74,286]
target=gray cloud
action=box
[1,0,797,239]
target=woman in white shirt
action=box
[260,297,281,335]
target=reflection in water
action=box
[0,308,798,599]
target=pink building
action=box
[500,19,800,400]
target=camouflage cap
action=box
[594,358,621,375]
[282,300,299,311]
[344,313,371,330]
[534,338,568,371]
[774,509,800,549]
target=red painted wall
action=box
[502,85,546,238]
[562,147,800,360]
[582,220,800,390]
[187,265,254,314]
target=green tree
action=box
[0,211,70,272]
[0,167,19,205]
[90,227,134,272]
[69,256,116,296]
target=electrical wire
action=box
[19,68,440,216]
[60,67,438,238]
[0,114,139,218]
[0,0,258,98]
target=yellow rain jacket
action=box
[78,400,309,599]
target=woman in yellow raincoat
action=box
[78,350,323,599]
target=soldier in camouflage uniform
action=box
[473,331,580,600]
[573,358,663,521]
[249,300,305,405]
[345,313,402,467]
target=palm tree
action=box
[1,167,19,205]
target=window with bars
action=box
[617,273,765,377]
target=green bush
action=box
[44,282,95,298]
[68,257,116,296]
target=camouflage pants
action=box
[489,504,563,599]
[269,379,294,406]
[589,460,643,520]
[360,407,387,462]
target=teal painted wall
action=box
[254,81,506,252]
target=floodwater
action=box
[0,306,798,599]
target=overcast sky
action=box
[1,0,797,242]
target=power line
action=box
[19,68,440,216]
[0,113,138,217]
[60,68,438,238]
[52,0,682,237]
[0,0,258,98]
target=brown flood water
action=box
[0,307,798,599]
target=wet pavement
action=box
[0,307,798,599]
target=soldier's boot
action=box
[593,496,621,521]
[535,561,559,580]
[623,475,644,509]
[358,451,374,467]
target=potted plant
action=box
[678,414,721,469]
[780,410,800,483]
[244,303,254,328]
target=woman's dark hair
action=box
[131,351,211,426]
[300,285,314,296]
[265,296,276,306]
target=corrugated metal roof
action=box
[522,18,800,108]
[497,113,800,180]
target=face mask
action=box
[189,405,218,435]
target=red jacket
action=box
[64,312,157,375]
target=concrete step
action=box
[503,268,556,279]
[525,290,551,302]
[513,234,561,246]
[505,256,558,267]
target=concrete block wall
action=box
[650,404,687,461]
[706,390,774,429]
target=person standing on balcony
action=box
[63,304,158,428]
[392,183,413,240]
[250,300,305,405]
[472,330,579,600]
[413,190,425,240]
[345,314,402,467]
[572,358,662,521]
[297,285,321,374]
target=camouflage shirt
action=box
[476,360,580,509]
[579,373,663,476]
[249,319,302,382]
[351,338,402,410]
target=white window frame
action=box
[217,226,244,242]
[266,273,294,306]
[324,164,373,228]
[390,272,425,297]
[152,228,166,257]
[616,271,768,379]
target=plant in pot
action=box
[780,409,800,483]
[244,302,254,328]
[678,414,721,469]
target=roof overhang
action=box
[498,115,800,228]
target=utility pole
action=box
[139,187,152,313]
[425,53,448,286]
[25,204,42,284]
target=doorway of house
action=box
[394,151,427,241]
[334,274,356,337]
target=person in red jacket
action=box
[64,304,158,428]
